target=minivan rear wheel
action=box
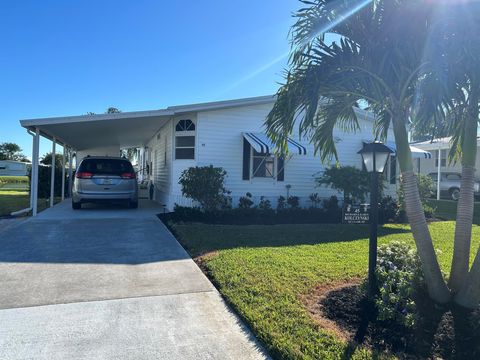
[72,200,81,210]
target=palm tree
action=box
[442,5,480,308]
[266,0,452,303]
[415,2,480,308]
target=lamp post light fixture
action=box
[358,141,394,298]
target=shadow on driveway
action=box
[0,217,189,264]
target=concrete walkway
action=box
[0,200,268,360]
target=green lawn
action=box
[429,199,480,224]
[172,222,480,360]
[0,189,61,216]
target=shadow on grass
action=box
[165,221,412,257]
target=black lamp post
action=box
[358,141,393,297]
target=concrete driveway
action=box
[0,200,268,360]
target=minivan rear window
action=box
[78,159,134,175]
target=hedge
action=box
[159,205,343,225]
[27,165,68,198]
[0,176,29,184]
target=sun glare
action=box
[224,0,373,94]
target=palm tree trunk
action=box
[450,109,478,293]
[393,119,451,303]
[454,97,480,309]
[455,253,480,309]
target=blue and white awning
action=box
[243,132,307,155]
[385,142,432,159]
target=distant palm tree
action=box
[266,0,452,303]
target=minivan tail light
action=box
[121,172,136,179]
[75,171,93,179]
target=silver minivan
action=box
[72,156,138,209]
[428,172,480,201]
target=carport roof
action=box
[20,95,276,151]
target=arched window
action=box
[175,119,195,159]
[175,119,195,132]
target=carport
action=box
[20,109,174,216]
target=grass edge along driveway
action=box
[171,222,479,360]
[0,189,60,216]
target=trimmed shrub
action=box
[287,196,300,209]
[178,165,231,211]
[378,196,401,224]
[309,193,321,208]
[238,192,254,209]
[258,196,272,210]
[316,166,373,204]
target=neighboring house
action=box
[21,95,432,211]
[0,160,29,176]
[413,137,480,179]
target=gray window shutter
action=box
[277,157,284,181]
[243,139,251,180]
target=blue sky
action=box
[0,0,299,157]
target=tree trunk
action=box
[450,107,478,292]
[454,96,480,309]
[456,254,480,308]
[393,118,451,304]
[449,165,475,292]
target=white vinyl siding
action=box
[151,103,396,210]
[146,120,173,207]
[186,102,397,207]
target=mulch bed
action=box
[305,281,480,359]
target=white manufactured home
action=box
[0,160,29,177]
[20,95,433,214]
[140,96,401,209]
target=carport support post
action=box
[61,146,66,201]
[31,128,40,216]
[68,149,73,197]
[50,138,56,207]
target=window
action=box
[252,150,275,178]
[175,136,195,159]
[389,155,397,184]
[446,173,461,181]
[175,119,195,132]
[435,149,447,167]
[175,119,195,160]
[78,158,134,175]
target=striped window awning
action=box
[385,142,432,159]
[243,132,307,155]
